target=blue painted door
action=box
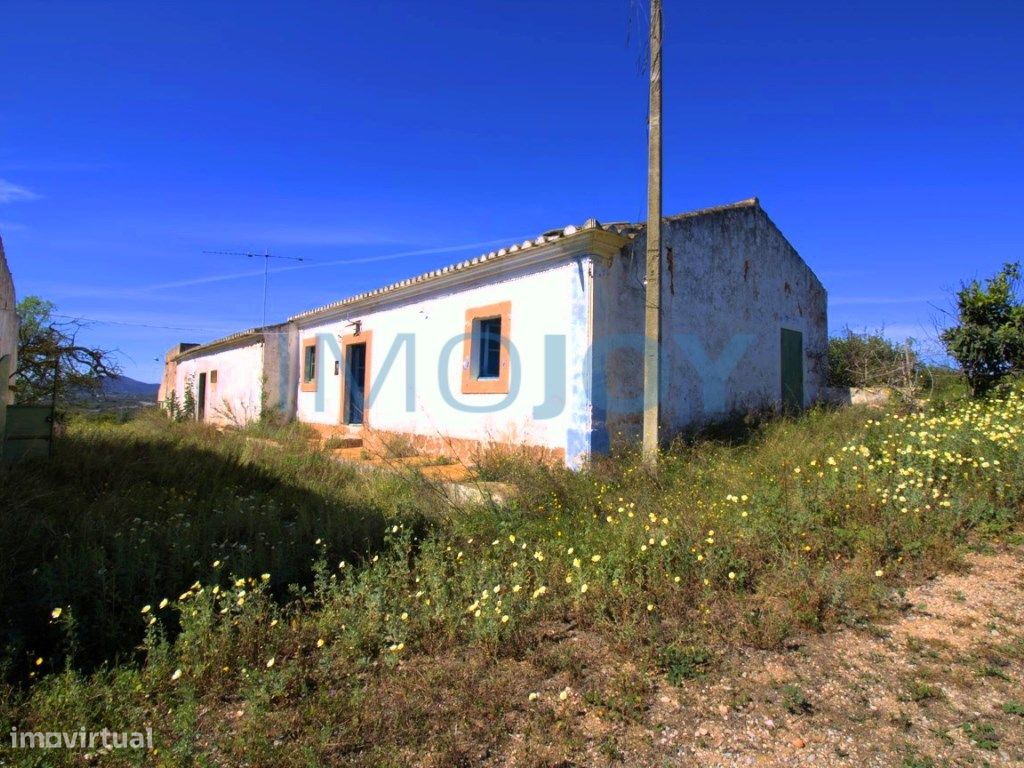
[345,343,367,425]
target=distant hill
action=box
[100,375,159,399]
[68,376,159,412]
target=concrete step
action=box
[324,436,363,449]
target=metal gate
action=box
[3,404,54,463]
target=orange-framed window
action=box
[300,337,318,392]
[462,301,511,395]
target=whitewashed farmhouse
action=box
[160,323,297,426]
[161,199,827,465]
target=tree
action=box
[941,263,1024,396]
[13,296,120,405]
[828,329,917,390]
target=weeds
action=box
[1002,700,1024,716]
[906,680,945,704]
[780,683,813,715]
[659,644,713,684]
[2,385,1024,764]
[379,433,419,459]
[962,720,1000,751]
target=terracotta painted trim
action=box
[461,300,511,395]
[300,337,318,392]
[367,428,564,468]
[320,426,567,469]
[340,329,373,426]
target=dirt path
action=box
[487,544,1024,767]
[645,545,1024,767]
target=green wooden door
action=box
[781,328,804,412]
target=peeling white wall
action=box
[295,259,593,462]
[175,341,265,426]
[590,250,645,450]
[263,326,299,420]
[162,325,296,422]
[593,204,828,445]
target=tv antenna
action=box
[203,250,308,329]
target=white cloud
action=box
[139,236,528,292]
[0,179,40,204]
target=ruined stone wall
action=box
[0,235,17,405]
[157,342,198,405]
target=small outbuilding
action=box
[162,323,298,426]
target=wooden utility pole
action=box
[642,0,663,467]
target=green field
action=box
[1,387,1022,766]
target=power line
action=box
[50,313,230,333]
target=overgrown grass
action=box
[0,410,444,675]
[2,386,1023,765]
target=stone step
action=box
[324,435,363,449]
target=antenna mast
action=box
[202,251,307,328]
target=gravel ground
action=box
[490,542,1024,767]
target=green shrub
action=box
[941,262,1024,395]
[659,644,713,684]
[827,329,916,388]
[781,683,813,714]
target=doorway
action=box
[344,342,367,425]
[197,372,207,420]
[780,328,804,412]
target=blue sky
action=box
[1,0,1021,382]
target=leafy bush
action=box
[828,329,916,389]
[941,262,1024,395]
[780,683,813,714]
